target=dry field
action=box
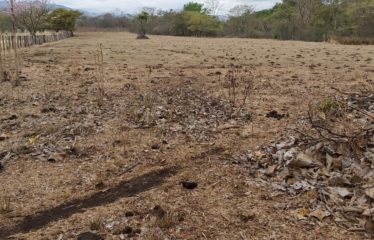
[0,32,373,239]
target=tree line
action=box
[0,1,82,35]
[0,0,372,43]
[79,0,374,43]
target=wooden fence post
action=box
[1,31,72,52]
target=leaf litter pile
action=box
[242,91,374,233]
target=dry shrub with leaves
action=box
[306,93,373,150]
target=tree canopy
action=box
[46,9,82,34]
[183,2,205,13]
[56,0,374,43]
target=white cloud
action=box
[54,0,281,14]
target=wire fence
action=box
[0,31,72,52]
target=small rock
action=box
[77,232,103,240]
[6,114,17,120]
[122,226,133,235]
[125,211,135,217]
[239,214,255,222]
[266,110,285,120]
[0,134,9,141]
[133,228,141,234]
[84,66,95,71]
[41,106,57,113]
[181,181,198,189]
[151,144,160,150]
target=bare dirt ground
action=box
[0,32,373,239]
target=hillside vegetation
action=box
[78,0,374,43]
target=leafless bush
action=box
[15,0,50,37]
[223,68,254,117]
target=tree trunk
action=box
[10,0,20,86]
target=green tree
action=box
[0,14,12,31]
[183,11,222,36]
[183,2,205,13]
[47,9,82,35]
[136,11,150,38]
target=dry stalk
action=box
[0,195,11,214]
[10,0,20,86]
[95,43,105,97]
[0,35,3,82]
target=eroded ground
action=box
[0,32,373,239]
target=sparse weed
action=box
[70,65,80,79]
[89,216,104,231]
[314,97,345,119]
[318,98,340,113]
[0,196,11,214]
[153,210,178,229]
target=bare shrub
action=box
[223,67,254,117]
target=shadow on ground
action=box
[0,167,177,238]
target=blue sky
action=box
[53,0,281,14]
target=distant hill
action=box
[0,1,71,10]
[0,1,122,17]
